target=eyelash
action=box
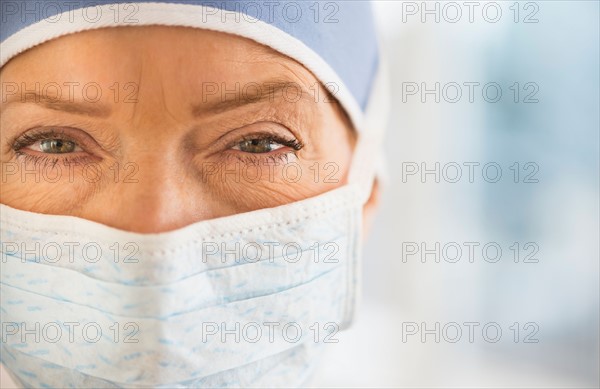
[11,129,305,166]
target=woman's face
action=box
[0,26,357,233]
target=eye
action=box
[231,135,303,154]
[37,139,81,154]
[11,127,99,165]
[233,138,285,153]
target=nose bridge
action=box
[112,153,188,232]
[98,78,210,233]
[107,75,196,232]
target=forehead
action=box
[1,26,316,90]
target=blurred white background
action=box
[311,1,599,387]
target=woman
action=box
[0,1,387,387]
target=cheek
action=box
[0,167,92,213]
[199,160,336,211]
[205,137,354,213]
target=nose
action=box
[86,155,216,233]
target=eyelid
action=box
[204,121,304,156]
[11,126,101,153]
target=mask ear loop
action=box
[346,54,391,206]
[339,53,390,330]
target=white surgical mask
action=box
[1,177,365,388]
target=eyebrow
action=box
[1,94,112,117]
[191,80,317,117]
[0,80,319,118]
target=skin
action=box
[0,26,378,234]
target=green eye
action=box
[236,138,283,153]
[39,139,77,154]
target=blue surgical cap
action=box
[0,0,381,133]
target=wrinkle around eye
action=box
[210,170,325,212]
